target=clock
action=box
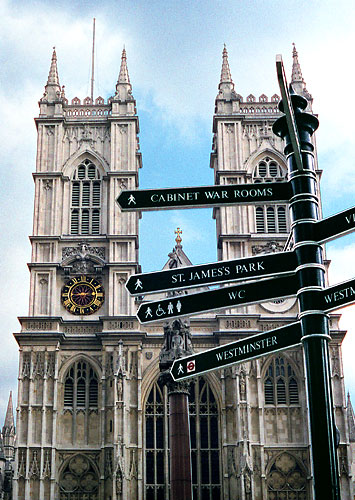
[61,275,105,315]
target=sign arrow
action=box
[171,322,302,381]
[127,251,297,296]
[322,277,355,313]
[136,274,298,324]
[316,205,355,244]
[117,182,292,211]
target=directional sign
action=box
[137,274,298,324]
[117,182,292,211]
[322,277,355,313]
[316,205,355,244]
[127,251,297,296]
[171,322,302,381]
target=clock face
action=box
[61,276,105,315]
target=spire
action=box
[41,47,62,103]
[118,47,130,84]
[215,45,238,108]
[2,392,15,462]
[220,44,233,87]
[47,47,60,86]
[114,47,133,101]
[290,43,312,101]
[3,392,14,430]
[291,43,304,86]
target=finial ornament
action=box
[175,227,182,246]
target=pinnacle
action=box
[47,47,60,86]
[3,391,14,430]
[220,44,233,85]
[291,43,304,84]
[118,47,131,85]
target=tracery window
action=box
[266,452,307,499]
[253,157,288,234]
[144,377,221,500]
[253,157,286,183]
[59,454,99,500]
[70,159,101,235]
[264,356,299,406]
[64,360,99,409]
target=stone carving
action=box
[239,371,247,400]
[17,449,26,478]
[33,352,45,377]
[105,449,113,479]
[159,319,193,371]
[22,353,31,378]
[43,180,52,191]
[129,449,138,480]
[330,346,340,377]
[252,241,284,255]
[228,447,237,477]
[42,450,51,478]
[159,319,194,395]
[338,445,349,475]
[61,242,105,275]
[62,242,105,261]
[106,353,114,377]
[29,450,40,478]
[115,461,123,495]
[45,352,55,377]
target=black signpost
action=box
[116,181,292,211]
[171,322,302,381]
[272,57,340,499]
[119,54,354,500]
[126,250,296,295]
[136,274,298,323]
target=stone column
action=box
[159,320,193,500]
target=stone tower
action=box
[13,47,141,500]
[11,44,355,500]
[210,45,354,499]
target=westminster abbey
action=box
[8,44,355,499]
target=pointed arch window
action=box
[253,157,287,183]
[63,360,99,410]
[253,157,289,234]
[144,377,221,500]
[70,159,102,235]
[264,356,299,406]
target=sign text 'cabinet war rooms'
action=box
[117,55,353,500]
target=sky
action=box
[1,0,355,423]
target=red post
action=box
[169,388,192,500]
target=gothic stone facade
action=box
[12,46,354,499]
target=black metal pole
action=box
[273,92,340,499]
